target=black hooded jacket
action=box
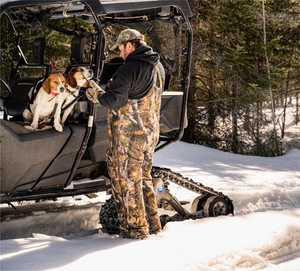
[99,45,165,111]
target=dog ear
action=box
[43,77,52,94]
[67,69,77,88]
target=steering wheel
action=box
[0,76,12,100]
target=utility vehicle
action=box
[0,0,233,229]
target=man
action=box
[87,29,165,239]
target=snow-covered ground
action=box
[0,141,299,271]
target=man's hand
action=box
[86,88,100,103]
[86,80,105,103]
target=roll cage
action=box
[1,0,193,151]
[0,0,193,202]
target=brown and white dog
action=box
[22,73,66,132]
[61,66,93,125]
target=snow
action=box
[1,141,299,271]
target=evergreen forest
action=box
[185,0,299,156]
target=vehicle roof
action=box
[1,0,192,18]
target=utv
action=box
[0,0,233,229]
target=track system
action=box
[151,166,231,200]
[99,167,234,234]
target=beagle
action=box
[22,73,66,132]
[61,66,93,125]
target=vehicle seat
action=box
[64,35,90,77]
[61,35,92,123]
[3,76,43,121]
[3,37,49,121]
[32,38,51,78]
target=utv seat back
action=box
[64,35,90,77]
[62,35,92,123]
[3,76,43,121]
[3,38,50,121]
[71,35,86,64]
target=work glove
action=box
[86,80,105,103]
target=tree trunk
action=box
[296,92,299,125]
[262,0,279,155]
[231,77,239,153]
[281,71,290,138]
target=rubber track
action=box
[151,166,230,200]
[99,196,120,234]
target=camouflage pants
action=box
[106,66,162,239]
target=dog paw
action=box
[31,122,38,130]
[54,123,63,132]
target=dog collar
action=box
[48,92,59,102]
[66,87,80,98]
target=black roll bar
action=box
[155,10,193,152]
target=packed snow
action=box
[1,141,299,271]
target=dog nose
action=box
[60,87,65,92]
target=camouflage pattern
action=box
[106,65,162,239]
[110,29,145,51]
[86,80,105,103]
